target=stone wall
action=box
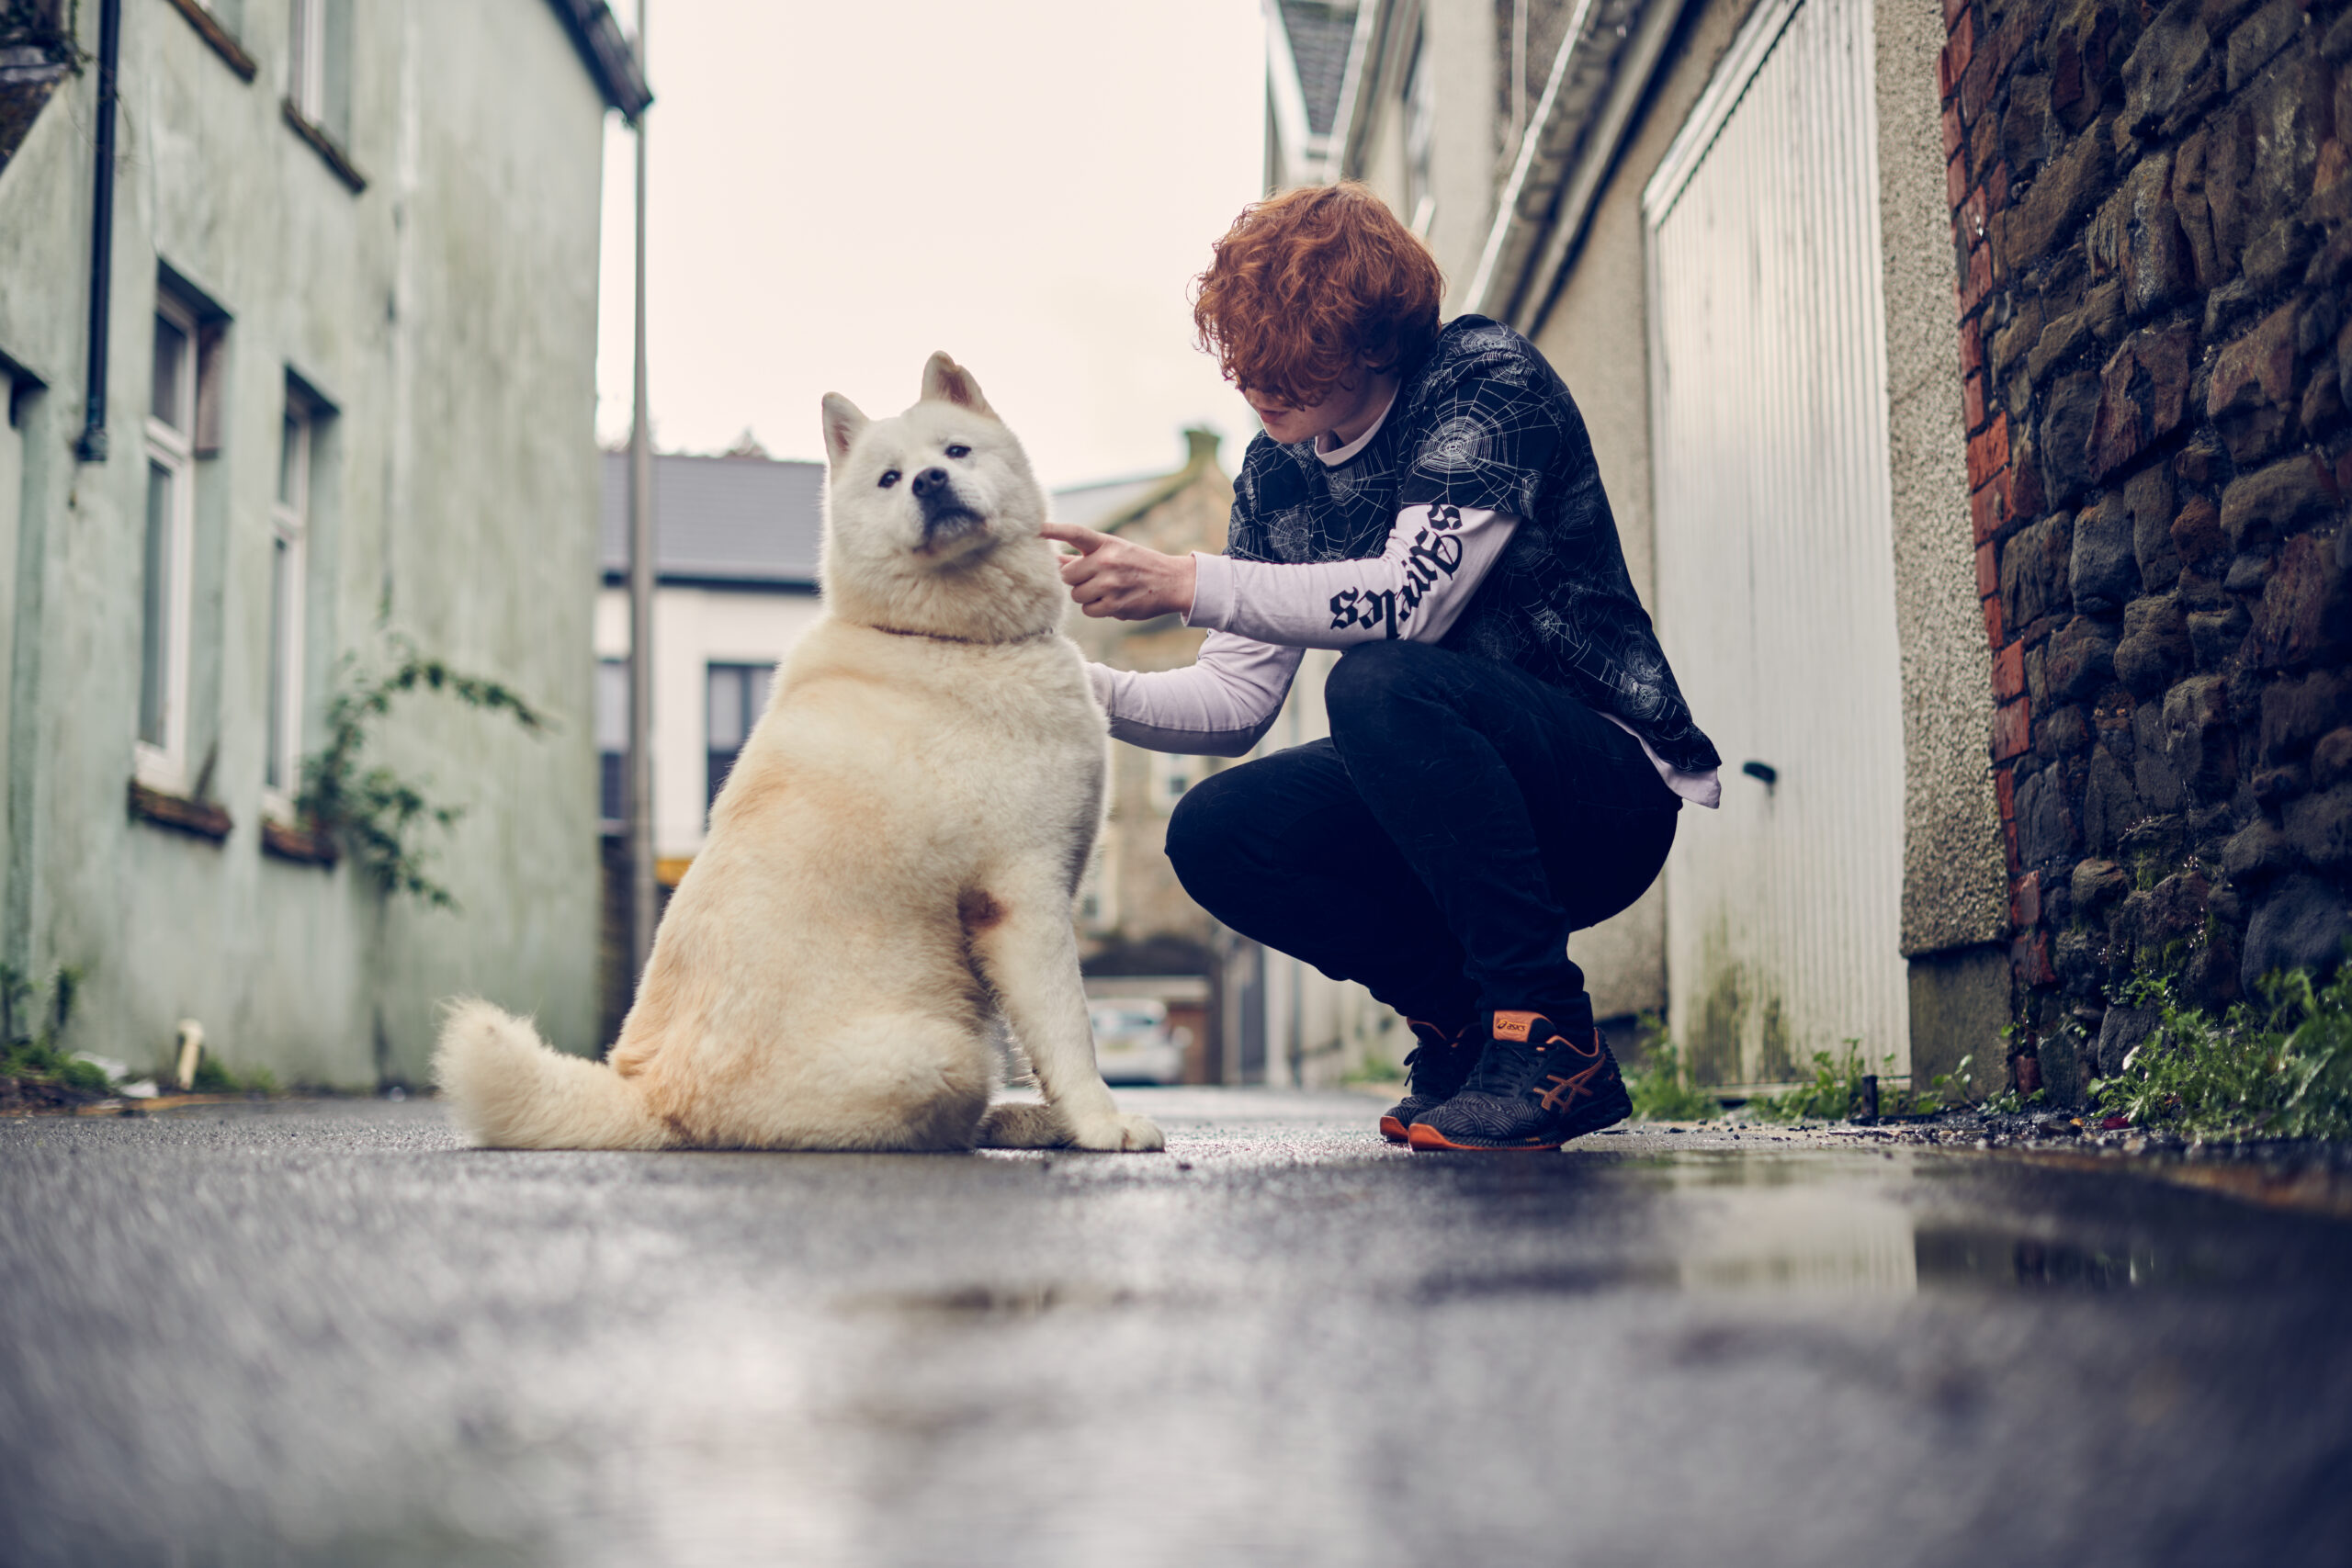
[1939,0,2352,1099]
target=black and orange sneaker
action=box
[1378,1019,1482,1144]
[1407,1008,1630,1151]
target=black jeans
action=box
[1166,640,1680,1027]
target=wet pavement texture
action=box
[3,1090,2349,1567]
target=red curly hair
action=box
[1192,182,1445,410]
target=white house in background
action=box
[593,449,824,873]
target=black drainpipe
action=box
[74,0,122,464]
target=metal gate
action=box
[1645,0,1908,1086]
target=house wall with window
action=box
[0,1,648,1085]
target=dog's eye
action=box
[944,444,971,459]
[877,469,900,489]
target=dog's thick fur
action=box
[435,355,1162,1154]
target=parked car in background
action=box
[1089,998,1186,1087]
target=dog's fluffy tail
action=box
[434,998,672,1150]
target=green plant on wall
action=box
[1623,1015,1722,1122]
[296,636,547,910]
[0,964,97,1094]
[2091,962,2352,1141]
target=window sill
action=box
[163,0,258,82]
[128,780,232,843]
[261,817,339,867]
[282,99,367,194]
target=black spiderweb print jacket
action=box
[1224,314,1722,775]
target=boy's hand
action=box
[1041,522,1198,621]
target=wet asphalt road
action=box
[3,1090,2349,1568]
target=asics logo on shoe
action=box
[1491,1010,1540,1043]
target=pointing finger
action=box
[1040,521,1110,554]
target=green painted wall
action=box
[0,0,609,1085]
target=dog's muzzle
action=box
[913,467,984,546]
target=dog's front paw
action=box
[978,1101,1068,1149]
[1068,1112,1165,1153]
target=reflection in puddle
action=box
[1624,1150,2273,1296]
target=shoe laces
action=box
[1401,1019,1473,1092]
[1463,1012,1596,1099]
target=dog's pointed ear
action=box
[820,394,868,465]
[921,353,995,417]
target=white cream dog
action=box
[435,355,1163,1154]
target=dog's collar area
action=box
[865,623,1055,647]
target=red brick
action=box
[1945,10,1975,87]
[1966,414,2010,490]
[1959,186,1988,242]
[1986,158,2010,210]
[1971,480,2000,544]
[1984,592,2006,650]
[1993,639,2027,700]
[1948,148,1969,209]
[1975,538,1999,597]
[2011,931,2056,988]
[1958,322,1984,377]
[2005,818,2022,878]
[1955,243,1993,317]
[1944,0,1968,34]
[1959,39,1997,125]
[2011,870,2042,930]
[1964,371,1988,434]
[1942,104,1963,161]
[1996,765,2017,822]
[1993,695,2032,761]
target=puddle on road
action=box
[1618,1147,2349,1295]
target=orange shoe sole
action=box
[1406,1122,1563,1152]
[1379,1115,1409,1144]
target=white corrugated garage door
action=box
[1645,0,1908,1087]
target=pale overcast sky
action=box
[594,0,1269,491]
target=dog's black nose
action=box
[911,467,951,499]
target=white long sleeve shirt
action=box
[1085,399,1720,808]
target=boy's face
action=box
[1242,359,1392,447]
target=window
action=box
[263,395,312,807]
[1148,750,1204,815]
[596,659,628,831]
[1077,841,1118,935]
[1401,22,1436,238]
[138,298,200,787]
[705,662,775,811]
[287,0,350,143]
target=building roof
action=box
[1051,475,1167,533]
[1277,1,1356,137]
[1051,430,1227,536]
[545,0,652,120]
[601,450,825,587]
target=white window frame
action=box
[287,0,325,123]
[1148,750,1204,817]
[137,295,200,792]
[262,400,311,818]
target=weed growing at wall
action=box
[0,965,98,1097]
[1747,1044,1978,1122]
[2091,964,2352,1141]
[297,637,547,910]
[1623,1021,1722,1122]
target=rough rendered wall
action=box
[1940,0,2352,1100]
[1882,0,2012,961]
